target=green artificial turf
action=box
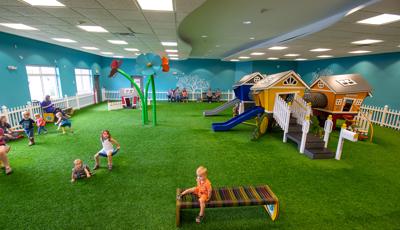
[1,102,400,229]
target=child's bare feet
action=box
[71,178,75,183]
[195,215,204,223]
[108,164,112,171]
[5,167,12,175]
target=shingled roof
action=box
[233,72,266,88]
[311,74,372,94]
[251,70,309,91]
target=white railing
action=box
[299,116,310,154]
[360,105,400,130]
[0,93,95,129]
[291,94,312,125]
[101,88,235,102]
[323,115,334,148]
[108,101,123,111]
[273,96,291,142]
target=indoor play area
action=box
[0,0,400,229]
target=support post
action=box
[150,75,157,126]
[283,102,292,143]
[300,115,310,154]
[323,115,333,148]
[335,124,358,160]
[27,101,33,116]
[381,105,388,126]
[101,88,106,102]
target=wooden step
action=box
[304,148,335,159]
[288,125,302,133]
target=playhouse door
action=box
[279,93,295,103]
[342,98,354,112]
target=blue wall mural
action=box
[0,32,102,107]
[297,52,400,108]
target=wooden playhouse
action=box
[251,70,310,113]
[233,72,266,113]
[307,74,372,126]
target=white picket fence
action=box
[101,88,235,102]
[360,105,400,130]
[0,93,96,129]
[273,96,291,142]
[291,94,312,126]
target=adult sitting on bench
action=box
[40,95,73,122]
[176,185,279,226]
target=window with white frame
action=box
[283,76,297,85]
[355,99,363,105]
[75,68,93,94]
[26,66,61,101]
[335,99,343,106]
[317,81,325,88]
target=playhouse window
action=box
[317,81,324,88]
[355,99,363,105]
[336,79,357,86]
[283,76,297,85]
[335,99,342,105]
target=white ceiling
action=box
[0,0,206,59]
[0,0,398,61]
[228,0,400,61]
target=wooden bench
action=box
[176,185,279,226]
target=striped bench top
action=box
[177,185,278,209]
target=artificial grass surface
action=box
[1,102,400,229]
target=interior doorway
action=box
[93,74,101,103]
[279,93,295,103]
[342,98,354,112]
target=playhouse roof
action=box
[311,74,372,94]
[233,72,266,88]
[250,70,309,91]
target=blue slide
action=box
[212,106,264,131]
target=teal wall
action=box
[1,32,399,109]
[0,32,102,107]
[297,52,400,109]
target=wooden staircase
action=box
[286,117,335,159]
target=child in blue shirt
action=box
[55,112,73,134]
[19,111,35,146]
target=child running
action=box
[19,111,35,146]
[71,159,92,182]
[0,128,12,175]
[93,130,120,171]
[55,112,73,134]
[34,113,47,135]
[177,166,212,223]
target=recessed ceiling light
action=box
[77,25,108,33]
[107,40,128,45]
[201,35,208,38]
[22,0,65,6]
[0,23,38,30]
[168,54,179,57]
[113,55,124,58]
[346,5,365,16]
[239,56,250,59]
[269,46,287,50]
[357,13,400,25]
[348,50,371,54]
[124,48,139,52]
[284,54,300,57]
[250,52,265,56]
[351,39,383,45]
[310,48,331,52]
[165,49,178,53]
[249,37,255,40]
[243,21,252,24]
[267,57,279,60]
[101,52,113,55]
[52,38,76,43]
[81,46,99,50]
[137,0,173,11]
[161,41,177,46]
[170,57,179,60]
[230,59,240,62]
[317,55,333,58]
[135,53,141,56]
[295,58,308,61]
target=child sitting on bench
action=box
[93,130,120,171]
[0,128,12,175]
[71,159,91,182]
[177,166,212,223]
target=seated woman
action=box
[206,88,213,103]
[40,95,56,114]
[181,88,189,103]
[215,89,221,102]
[0,116,23,141]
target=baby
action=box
[34,113,47,135]
[71,159,91,182]
[0,128,12,175]
[177,166,212,223]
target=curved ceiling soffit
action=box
[177,0,380,60]
[223,0,380,60]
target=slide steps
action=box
[286,117,335,159]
